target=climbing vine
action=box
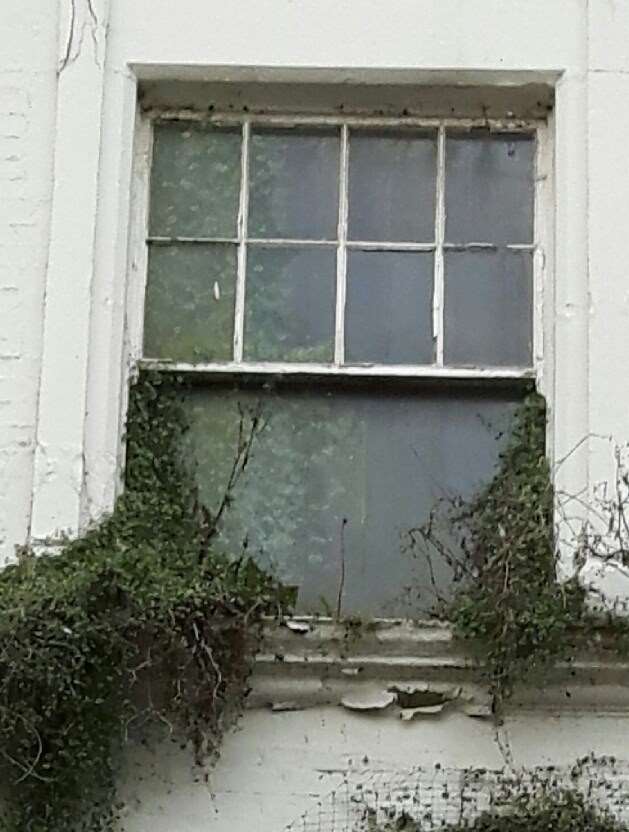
[0,371,286,831]
[408,392,629,710]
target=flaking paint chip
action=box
[284,620,311,634]
[271,701,303,712]
[399,704,446,721]
[341,691,395,711]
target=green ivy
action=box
[447,394,586,704]
[0,372,286,831]
[408,392,629,709]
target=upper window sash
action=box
[141,112,542,380]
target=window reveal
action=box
[140,116,539,616]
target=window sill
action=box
[248,617,629,716]
[140,357,535,386]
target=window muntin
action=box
[140,112,541,617]
[145,118,536,372]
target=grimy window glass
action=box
[144,120,536,370]
[184,383,524,617]
[141,115,540,615]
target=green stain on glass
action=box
[144,243,237,361]
[149,122,241,238]
[243,246,336,362]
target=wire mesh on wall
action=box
[283,758,629,832]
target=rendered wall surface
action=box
[119,708,629,832]
[0,2,57,563]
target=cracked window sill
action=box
[248,617,629,716]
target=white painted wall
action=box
[4,0,629,828]
[119,708,629,831]
[0,0,595,559]
[0,1,57,562]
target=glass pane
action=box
[183,383,524,617]
[244,246,336,363]
[149,122,241,238]
[345,251,434,364]
[248,129,340,240]
[444,250,532,367]
[445,132,535,244]
[348,129,437,242]
[144,243,236,361]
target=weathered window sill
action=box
[249,617,629,717]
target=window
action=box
[140,113,540,617]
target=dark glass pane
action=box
[248,129,340,240]
[348,129,437,242]
[445,132,535,244]
[184,383,524,617]
[149,122,241,238]
[244,246,336,363]
[444,250,532,367]
[144,244,236,361]
[345,251,434,364]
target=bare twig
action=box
[335,518,348,621]
[198,402,265,564]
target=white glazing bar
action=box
[248,237,337,248]
[334,124,350,366]
[533,125,546,390]
[130,118,154,365]
[433,125,447,366]
[442,242,536,251]
[233,120,251,362]
[150,237,436,251]
[346,240,435,252]
[148,235,238,244]
[139,358,535,381]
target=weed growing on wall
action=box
[407,392,629,710]
[446,394,586,704]
[0,372,286,832]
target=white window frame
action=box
[126,110,552,393]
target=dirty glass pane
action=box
[244,246,336,362]
[348,129,437,242]
[345,251,434,364]
[444,250,532,367]
[183,383,524,617]
[144,243,237,361]
[248,128,340,240]
[149,122,241,238]
[445,132,535,244]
